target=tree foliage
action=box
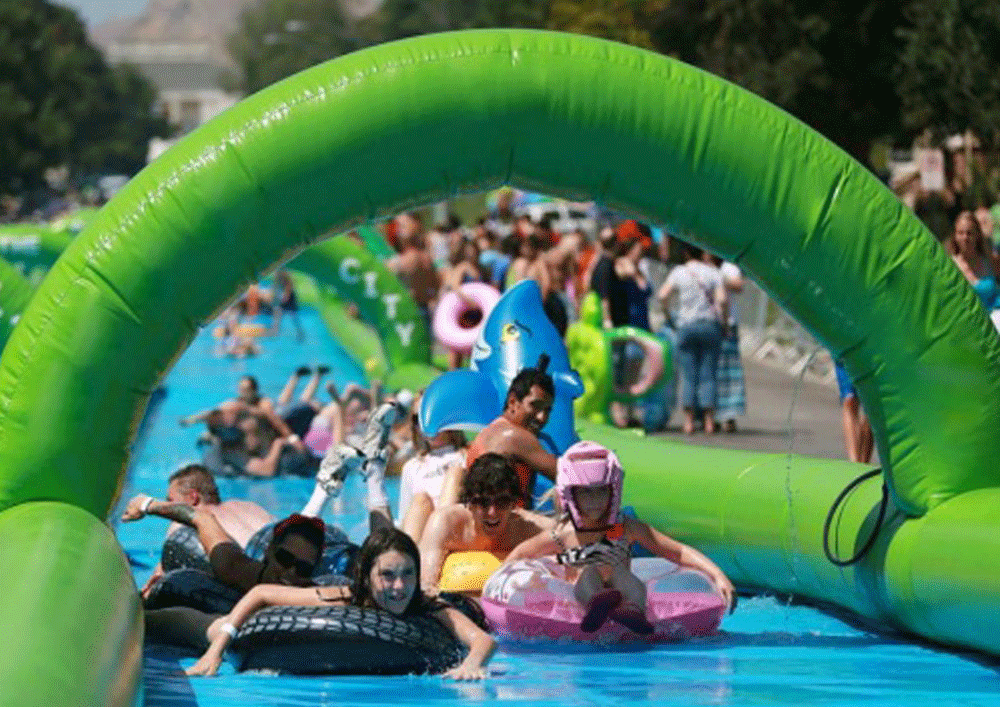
[0,1,169,196]
[648,0,907,160]
[546,0,666,48]
[223,0,1000,158]
[895,0,1000,146]
[224,0,382,95]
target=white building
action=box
[92,0,251,156]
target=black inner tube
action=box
[822,468,888,567]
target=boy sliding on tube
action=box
[504,441,735,634]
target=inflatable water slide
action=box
[1,30,999,705]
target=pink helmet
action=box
[556,441,624,529]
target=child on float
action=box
[398,405,467,543]
[186,526,495,680]
[503,440,735,634]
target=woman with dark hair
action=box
[185,527,495,679]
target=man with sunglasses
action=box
[419,452,554,594]
[136,464,274,598]
[123,491,325,595]
[125,506,326,652]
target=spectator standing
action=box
[834,360,873,464]
[440,237,487,369]
[657,243,727,435]
[948,210,1000,311]
[387,213,440,333]
[589,226,621,329]
[711,255,747,433]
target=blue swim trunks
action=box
[834,361,856,402]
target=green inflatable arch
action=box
[2,29,999,703]
[291,235,431,368]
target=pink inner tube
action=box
[481,557,725,642]
[432,282,501,354]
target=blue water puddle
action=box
[115,308,1000,707]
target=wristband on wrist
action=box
[140,496,155,514]
[220,622,237,639]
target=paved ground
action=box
[653,358,855,461]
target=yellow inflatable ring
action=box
[437,551,501,593]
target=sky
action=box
[60,0,149,28]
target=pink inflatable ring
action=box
[481,557,725,642]
[433,282,500,354]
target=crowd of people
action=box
[383,193,749,435]
[124,365,736,679]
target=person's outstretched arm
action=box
[179,408,213,427]
[505,428,557,482]
[186,583,350,676]
[628,517,735,612]
[502,526,559,565]
[122,495,234,556]
[245,437,293,477]
[434,606,496,681]
[418,507,462,594]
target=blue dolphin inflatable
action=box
[419,280,583,455]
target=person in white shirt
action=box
[398,411,467,543]
[657,242,727,435]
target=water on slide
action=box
[112,306,998,707]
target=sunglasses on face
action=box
[274,547,316,577]
[469,494,517,509]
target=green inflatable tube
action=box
[1,29,999,702]
[0,223,75,283]
[0,502,142,707]
[567,292,672,422]
[0,258,35,345]
[580,420,1000,656]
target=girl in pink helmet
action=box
[504,440,734,634]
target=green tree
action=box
[0,1,169,197]
[648,0,906,162]
[371,0,551,39]
[225,0,380,95]
[546,0,667,49]
[895,0,1000,147]
[226,0,554,94]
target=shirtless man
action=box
[419,453,554,593]
[122,504,326,652]
[387,213,439,329]
[438,366,558,510]
[180,375,276,427]
[122,496,323,597]
[182,375,302,446]
[137,464,273,596]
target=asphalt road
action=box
[653,357,856,461]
